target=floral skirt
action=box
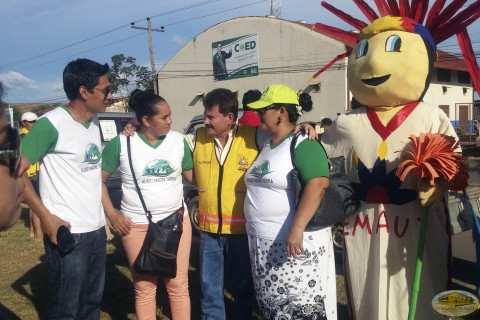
[248,227,337,320]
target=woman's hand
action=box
[122,123,136,136]
[108,211,132,236]
[287,177,329,258]
[286,225,305,259]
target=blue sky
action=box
[0,0,479,103]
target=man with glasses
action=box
[21,58,112,319]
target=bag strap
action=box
[289,132,301,170]
[127,136,152,222]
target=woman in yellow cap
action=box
[244,84,336,319]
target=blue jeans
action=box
[199,231,254,320]
[44,227,106,320]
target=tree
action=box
[107,54,152,100]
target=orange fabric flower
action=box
[396,133,469,191]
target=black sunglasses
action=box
[94,86,111,100]
[255,105,279,116]
[0,126,21,175]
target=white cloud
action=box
[0,71,39,90]
[45,79,64,93]
[172,34,188,46]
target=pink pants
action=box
[122,215,192,320]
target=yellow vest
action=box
[20,127,39,177]
[193,125,259,234]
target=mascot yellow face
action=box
[347,16,434,108]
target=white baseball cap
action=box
[21,112,38,122]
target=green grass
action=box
[0,207,350,319]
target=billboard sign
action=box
[212,34,258,81]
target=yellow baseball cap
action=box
[247,84,299,109]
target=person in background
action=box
[19,112,43,240]
[0,82,29,231]
[244,84,337,319]
[238,89,261,126]
[320,117,332,131]
[101,89,193,320]
[21,58,112,319]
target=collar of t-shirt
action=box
[213,125,237,165]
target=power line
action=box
[15,33,146,72]
[159,0,268,27]
[9,0,267,73]
[3,0,220,69]
[149,0,219,19]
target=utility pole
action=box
[131,18,164,95]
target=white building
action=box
[156,16,474,132]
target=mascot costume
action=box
[311,0,480,319]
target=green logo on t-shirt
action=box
[84,143,101,164]
[250,160,272,178]
[143,160,175,176]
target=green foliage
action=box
[11,105,21,124]
[107,54,152,100]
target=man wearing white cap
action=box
[20,112,38,128]
[20,112,43,240]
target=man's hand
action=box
[122,123,136,136]
[108,211,132,236]
[294,122,317,140]
[42,214,70,245]
[417,177,449,209]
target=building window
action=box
[458,71,471,84]
[437,68,451,82]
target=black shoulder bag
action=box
[290,132,360,228]
[127,136,184,278]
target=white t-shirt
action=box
[244,134,307,240]
[108,131,187,224]
[21,106,105,233]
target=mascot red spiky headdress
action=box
[310,0,480,96]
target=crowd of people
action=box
[0,51,463,320]
[0,58,336,320]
